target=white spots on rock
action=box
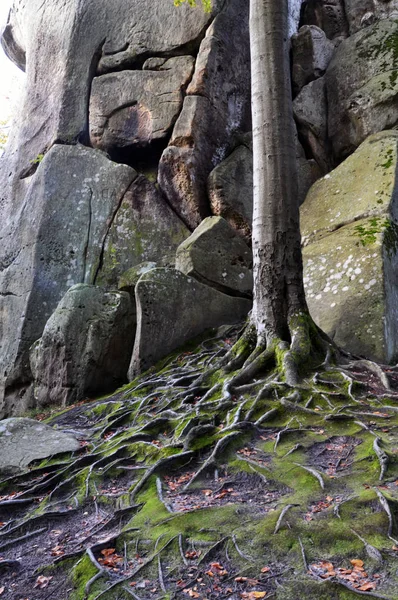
[331,302,336,308]
[342,286,349,291]
[316,294,322,300]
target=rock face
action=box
[175,217,253,296]
[301,0,349,40]
[326,19,398,160]
[293,76,331,172]
[292,25,335,93]
[0,418,80,473]
[0,0,217,184]
[301,131,398,361]
[30,285,136,407]
[208,135,320,239]
[344,0,398,34]
[0,145,135,416]
[95,176,190,289]
[158,0,251,229]
[129,268,251,376]
[90,57,195,151]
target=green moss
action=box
[70,555,99,600]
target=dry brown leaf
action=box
[350,559,364,568]
[358,582,377,591]
[261,566,270,573]
[34,575,53,589]
[101,548,116,557]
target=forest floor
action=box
[1,325,398,600]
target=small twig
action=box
[375,488,398,543]
[298,536,308,571]
[350,528,383,563]
[294,464,324,489]
[231,534,252,561]
[178,534,189,566]
[274,505,297,534]
[158,555,166,593]
[373,438,389,481]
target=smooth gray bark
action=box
[250,0,308,345]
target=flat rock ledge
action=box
[0,418,80,473]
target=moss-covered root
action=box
[222,311,337,391]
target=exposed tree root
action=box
[1,325,398,599]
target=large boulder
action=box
[0,418,80,473]
[292,25,336,93]
[30,284,136,407]
[158,0,251,229]
[0,145,136,417]
[293,76,332,172]
[326,19,398,160]
[129,268,251,376]
[95,176,190,289]
[175,217,253,296]
[208,135,320,239]
[208,142,253,241]
[89,57,195,152]
[301,131,398,362]
[344,0,398,34]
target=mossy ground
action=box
[1,326,398,599]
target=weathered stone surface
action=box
[326,19,398,160]
[158,0,251,230]
[344,0,398,34]
[96,176,190,289]
[175,217,253,296]
[208,143,254,241]
[129,268,252,375]
[0,418,80,473]
[0,145,136,417]
[118,262,157,295]
[0,0,217,187]
[292,25,335,93]
[30,285,135,408]
[293,76,331,172]
[90,57,195,151]
[301,0,348,40]
[209,136,320,239]
[301,131,398,362]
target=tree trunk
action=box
[250,0,308,347]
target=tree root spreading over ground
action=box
[1,324,398,599]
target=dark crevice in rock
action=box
[81,38,107,148]
[108,137,169,177]
[185,269,253,300]
[81,189,93,283]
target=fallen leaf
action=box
[0,588,4,596]
[34,575,53,589]
[261,566,270,573]
[252,593,267,599]
[350,559,364,568]
[358,582,377,591]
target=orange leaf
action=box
[261,567,270,573]
[101,548,116,556]
[358,582,376,591]
[252,593,267,599]
[350,559,364,568]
